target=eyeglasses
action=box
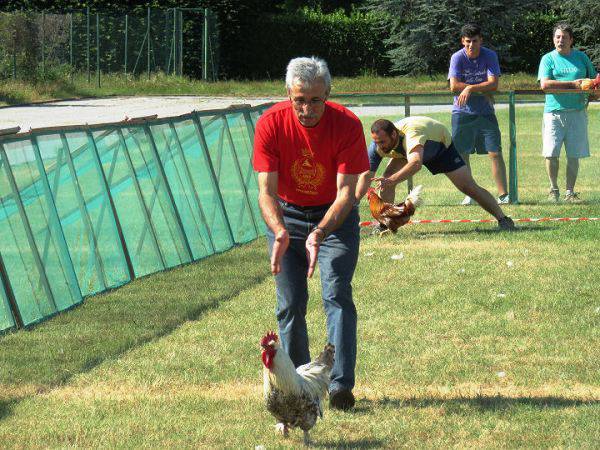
[290,96,327,108]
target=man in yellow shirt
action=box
[357,116,514,230]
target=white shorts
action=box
[542,109,590,158]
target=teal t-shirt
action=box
[537,49,597,112]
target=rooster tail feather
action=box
[406,184,423,207]
[314,343,335,370]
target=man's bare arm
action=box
[317,173,359,235]
[450,75,499,93]
[257,172,285,233]
[257,172,288,275]
[306,172,359,278]
[356,170,375,201]
[540,77,582,90]
[451,75,498,107]
[372,146,423,189]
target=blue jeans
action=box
[266,200,360,392]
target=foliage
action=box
[365,0,553,75]
[223,7,389,79]
[277,0,365,13]
[511,8,563,72]
[557,0,600,68]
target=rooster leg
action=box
[303,430,311,446]
[379,229,392,238]
[275,423,289,437]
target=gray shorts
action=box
[542,109,590,158]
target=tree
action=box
[365,0,548,75]
[558,0,600,67]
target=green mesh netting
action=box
[0,105,268,332]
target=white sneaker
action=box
[497,194,509,205]
[461,195,473,206]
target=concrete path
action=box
[0,95,544,131]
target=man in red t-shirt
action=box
[253,56,369,411]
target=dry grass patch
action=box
[47,380,262,402]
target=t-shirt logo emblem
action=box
[291,148,325,195]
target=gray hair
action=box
[285,57,331,92]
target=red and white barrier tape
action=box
[360,217,600,227]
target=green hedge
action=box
[222,8,390,80]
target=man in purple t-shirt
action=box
[448,23,509,206]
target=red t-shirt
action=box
[253,101,368,206]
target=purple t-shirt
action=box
[448,46,501,115]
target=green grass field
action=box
[0,72,542,106]
[0,104,599,448]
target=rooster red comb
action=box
[260,331,278,347]
[367,187,375,196]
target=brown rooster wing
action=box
[368,185,423,233]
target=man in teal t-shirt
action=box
[537,22,596,202]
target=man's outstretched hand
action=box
[270,229,289,275]
[305,228,325,278]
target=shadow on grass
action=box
[0,241,270,417]
[417,224,552,235]
[360,224,552,239]
[0,399,15,421]
[354,395,598,413]
[313,438,384,449]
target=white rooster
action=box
[260,331,335,446]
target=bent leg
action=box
[488,151,508,196]
[445,165,505,219]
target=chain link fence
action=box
[0,7,218,84]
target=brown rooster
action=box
[367,185,423,234]
[580,74,600,90]
[260,331,335,446]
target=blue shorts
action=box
[451,113,502,155]
[424,142,466,174]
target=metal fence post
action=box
[116,128,167,270]
[70,13,73,82]
[124,14,128,76]
[0,144,57,313]
[178,9,183,76]
[0,251,23,328]
[508,91,519,204]
[172,8,176,75]
[192,113,235,245]
[203,8,208,80]
[166,121,216,254]
[147,7,151,79]
[86,6,90,84]
[12,28,17,80]
[41,11,45,78]
[86,129,136,281]
[31,136,83,304]
[221,116,260,237]
[405,94,413,192]
[96,13,101,88]
[143,123,193,262]
[59,133,108,291]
